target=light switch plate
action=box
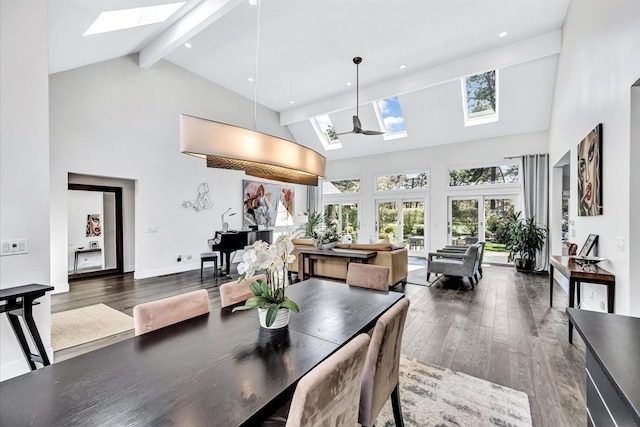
[1,239,28,256]
[615,236,624,251]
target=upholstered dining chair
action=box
[346,263,390,291]
[133,289,210,336]
[359,298,411,427]
[263,333,371,427]
[219,274,267,308]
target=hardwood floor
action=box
[53,264,586,427]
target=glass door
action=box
[376,198,426,257]
[323,201,359,242]
[448,195,518,263]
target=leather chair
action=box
[359,298,411,427]
[427,244,480,288]
[133,289,210,336]
[263,333,371,427]
[346,264,390,291]
[219,274,267,308]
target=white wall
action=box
[325,131,548,253]
[548,0,640,315]
[0,0,52,380]
[67,191,104,271]
[49,55,304,286]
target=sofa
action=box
[288,239,408,287]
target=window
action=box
[448,164,518,187]
[322,179,360,194]
[311,115,342,150]
[462,70,498,126]
[374,96,407,140]
[375,172,428,191]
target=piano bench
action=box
[200,252,218,278]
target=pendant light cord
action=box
[253,0,262,130]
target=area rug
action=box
[375,355,532,426]
[51,304,133,351]
[406,267,431,286]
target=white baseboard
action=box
[52,281,69,294]
[134,263,200,280]
[0,346,53,382]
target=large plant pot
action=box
[514,259,535,272]
[257,307,290,329]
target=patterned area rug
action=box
[376,355,532,426]
[52,304,133,351]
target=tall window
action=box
[462,70,498,126]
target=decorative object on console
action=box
[221,207,236,233]
[577,124,603,216]
[182,182,213,212]
[578,233,598,256]
[180,115,326,186]
[89,241,99,249]
[232,235,299,328]
[312,227,342,250]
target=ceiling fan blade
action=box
[362,130,385,135]
[352,115,362,131]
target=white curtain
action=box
[521,154,549,271]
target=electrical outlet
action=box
[187,255,192,260]
[177,254,182,262]
[615,237,624,251]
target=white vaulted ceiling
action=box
[48,0,571,160]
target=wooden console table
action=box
[73,247,101,273]
[549,255,615,343]
[295,246,377,281]
[0,284,54,370]
[567,308,640,426]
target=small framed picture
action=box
[89,241,99,249]
[578,234,598,256]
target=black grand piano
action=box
[208,229,273,276]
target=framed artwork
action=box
[243,180,294,228]
[86,214,101,237]
[578,234,598,256]
[577,124,603,216]
[89,241,100,249]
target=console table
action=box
[567,308,640,426]
[295,246,377,281]
[73,247,101,273]
[0,284,54,370]
[549,255,615,343]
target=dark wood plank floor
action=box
[52,263,587,427]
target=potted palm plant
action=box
[506,211,547,272]
[232,235,300,328]
[297,210,325,238]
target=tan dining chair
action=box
[263,333,371,427]
[346,263,390,291]
[359,297,411,427]
[219,274,267,308]
[133,289,210,336]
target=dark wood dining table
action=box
[0,278,403,426]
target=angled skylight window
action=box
[311,115,342,151]
[462,70,498,126]
[375,96,407,140]
[84,2,186,36]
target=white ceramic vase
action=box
[257,307,291,329]
[321,242,337,250]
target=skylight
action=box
[462,70,498,126]
[311,115,342,151]
[374,96,407,140]
[84,2,186,36]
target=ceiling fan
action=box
[337,57,385,136]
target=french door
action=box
[448,195,518,264]
[376,198,426,257]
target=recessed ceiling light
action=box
[346,82,352,86]
[248,77,254,82]
[399,64,407,69]
[184,42,192,48]
[84,2,186,36]
[498,31,508,38]
[289,100,295,104]
[248,0,258,5]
